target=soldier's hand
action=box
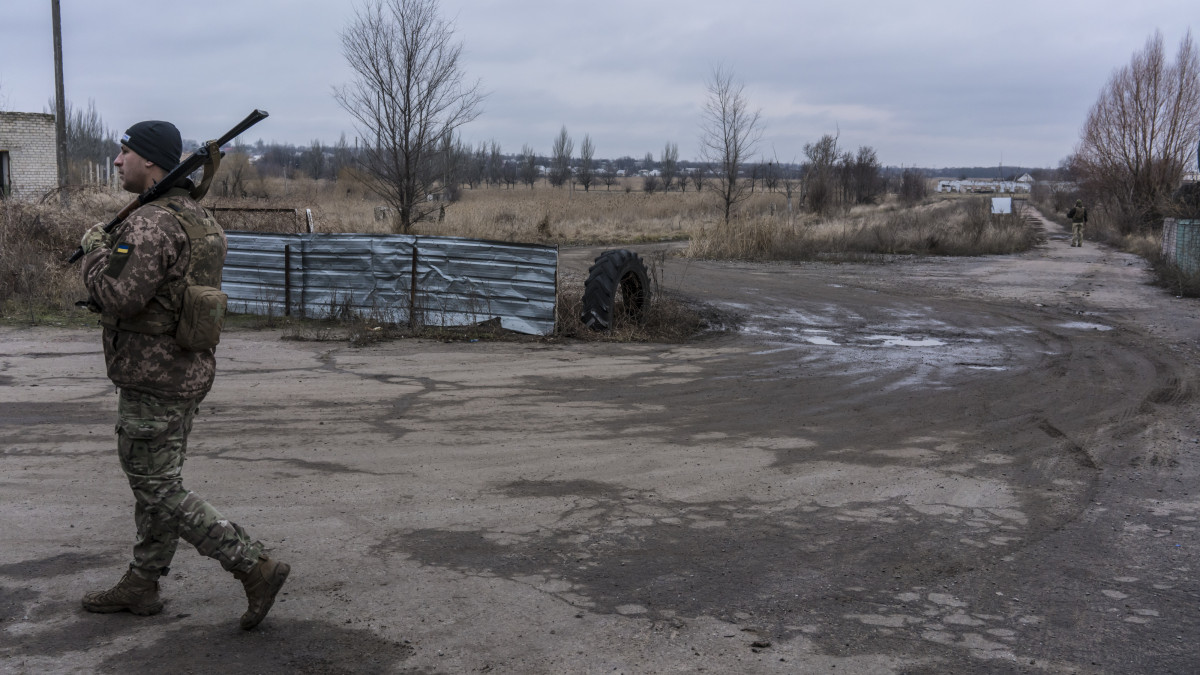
[80,222,111,254]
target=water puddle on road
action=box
[1058,321,1113,331]
[735,304,1019,386]
[862,334,947,348]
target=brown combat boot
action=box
[233,555,290,630]
[82,569,163,616]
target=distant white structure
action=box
[937,179,1031,194]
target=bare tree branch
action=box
[698,65,762,224]
[334,0,484,233]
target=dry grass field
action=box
[0,175,1044,335]
[217,176,753,244]
[217,176,1038,258]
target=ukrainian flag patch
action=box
[104,242,134,278]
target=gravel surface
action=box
[2,207,1198,673]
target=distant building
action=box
[0,111,58,200]
[936,178,1031,194]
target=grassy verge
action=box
[685,197,1040,261]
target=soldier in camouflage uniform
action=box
[79,120,289,630]
[1067,199,1088,247]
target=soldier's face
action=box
[114,146,156,193]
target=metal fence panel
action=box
[224,232,558,335]
[1162,219,1200,276]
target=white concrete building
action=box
[0,112,59,200]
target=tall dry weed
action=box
[1,188,121,320]
[685,197,1040,261]
[216,175,796,246]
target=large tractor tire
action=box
[581,249,651,331]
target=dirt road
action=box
[2,208,1198,673]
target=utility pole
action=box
[52,0,69,203]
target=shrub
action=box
[0,191,115,320]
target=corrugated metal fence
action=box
[1162,219,1200,276]
[224,232,558,335]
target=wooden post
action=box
[409,244,418,329]
[284,245,292,317]
[52,0,69,204]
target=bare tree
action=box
[577,134,595,191]
[898,167,928,206]
[660,142,679,192]
[335,0,484,233]
[330,132,354,179]
[691,164,708,193]
[502,158,518,189]
[520,144,538,189]
[600,164,619,191]
[1073,29,1200,233]
[487,140,502,187]
[851,145,883,204]
[300,139,327,180]
[642,173,660,194]
[549,126,573,188]
[773,151,800,227]
[698,65,762,224]
[803,133,840,215]
[761,159,778,193]
[48,98,119,183]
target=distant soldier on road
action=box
[78,119,289,629]
[1067,199,1088,247]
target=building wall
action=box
[0,112,59,200]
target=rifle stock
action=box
[67,109,269,264]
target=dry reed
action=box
[686,197,1041,261]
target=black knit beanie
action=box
[121,120,182,171]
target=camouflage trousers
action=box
[1071,222,1085,246]
[116,389,264,580]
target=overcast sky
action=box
[1,1,1195,168]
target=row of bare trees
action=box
[333,0,907,232]
[35,98,119,185]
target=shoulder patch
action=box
[104,243,135,278]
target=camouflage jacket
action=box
[82,186,227,400]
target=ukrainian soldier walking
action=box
[1067,199,1088,247]
[78,120,289,629]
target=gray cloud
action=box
[1,0,1193,167]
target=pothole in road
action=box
[1058,321,1113,331]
